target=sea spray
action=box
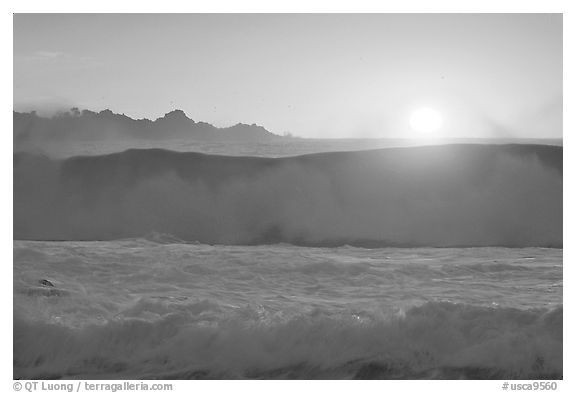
[14,145,562,247]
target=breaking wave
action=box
[14,301,562,379]
[14,144,562,247]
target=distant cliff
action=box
[13,109,282,148]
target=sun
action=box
[409,107,443,134]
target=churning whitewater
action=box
[14,240,562,379]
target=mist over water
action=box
[14,144,562,248]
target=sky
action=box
[13,13,562,139]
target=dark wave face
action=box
[13,144,562,247]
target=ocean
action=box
[19,137,562,160]
[14,240,562,380]
[13,141,563,380]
